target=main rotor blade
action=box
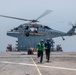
[0,15,31,21]
[36,10,53,20]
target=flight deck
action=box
[0,52,76,75]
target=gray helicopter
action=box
[0,10,76,51]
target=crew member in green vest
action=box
[36,39,45,63]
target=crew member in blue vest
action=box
[45,38,51,62]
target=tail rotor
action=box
[69,21,76,28]
[67,21,76,35]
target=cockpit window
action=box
[30,27,38,33]
[30,27,37,31]
[19,25,23,28]
[44,26,52,30]
[25,26,29,30]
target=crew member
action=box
[36,40,45,63]
[45,38,51,62]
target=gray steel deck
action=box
[0,52,76,75]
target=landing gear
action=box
[26,32,29,36]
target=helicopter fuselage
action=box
[7,23,68,50]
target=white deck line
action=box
[31,57,42,75]
[1,61,76,71]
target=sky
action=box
[0,0,76,52]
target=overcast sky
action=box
[0,0,76,52]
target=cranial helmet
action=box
[47,38,50,41]
[41,39,44,42]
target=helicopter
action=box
[0,10,76,51]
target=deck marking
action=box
[1,61,76,71]
[31,57,42,75]
[1,61,35,66]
